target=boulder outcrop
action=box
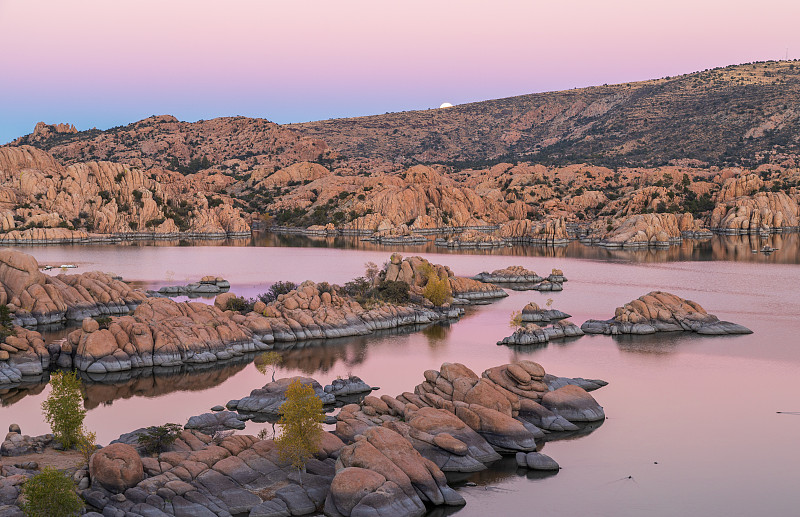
[380,254,507,304]
[581,291,753,335]
[520,302,571,323]
[709,190,799,234]
[497,320,584,346]
[0,249,147,326]
[597,213,710,248]
[473,266,543,284]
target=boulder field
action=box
[581,291,753,335]
[0,360,604,517]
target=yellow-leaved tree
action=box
[275,379,324,481]
[423,274,451,307]
[254,351,282,381]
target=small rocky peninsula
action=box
[0,360,606,517]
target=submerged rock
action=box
[581,291,752,335]
[515,451,560,471]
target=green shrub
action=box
[374,280,410,304]
[20,467,83,517]
[0,304,13,340]
[137,423,183,455]
[257,281,298,304]
[41,371,86,449]
[94,316,112,329]
[225,296,254,314]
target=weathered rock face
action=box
[334,426,465,509]
[0,326,49,383]
[94,429,343,517]
[0,249,147,326]
[598,213,710,248]
[0,146,250,242]
[253,280,460,342]
[581,291,753,335]
[709,190,799,233]
[89,443,145,493]
[325,466,426,517]
[333,360,604,485]
[435,230,507,248]
[497,217,570,245]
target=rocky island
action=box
[581,291,753,335]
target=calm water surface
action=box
[2,239,799,517]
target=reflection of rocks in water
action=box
[274,324,432,374]
[613,332,701,355]
[255,232,800,264]
[0,374,48,406]
[77,353,254,409]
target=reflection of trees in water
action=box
[422,323,452,349]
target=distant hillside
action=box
[290,61,800,168]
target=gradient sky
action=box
[1,0,799,144]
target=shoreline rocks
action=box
[0,249,147,327]
[497,320,584,346]
[581,291,753,335]
[473,266,543,284]
[156,276,231,298]
[380,254,508,304]
[520,302,571,323]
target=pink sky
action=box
[1,0,799,143]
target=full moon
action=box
[439,102,453,108]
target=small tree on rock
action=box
[41,371,86,449]
[255,351,282,381]
[423,274,451,307]
[275,379,324,479]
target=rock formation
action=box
[0,249,147,326]
[497,320,584,346]
[581,291,753,335]
[0,146,250,243]
[380,254,507,304]
[473,266,543,284]
[157,276,231,297]
[597,213,710,248]
[520,302,571,322]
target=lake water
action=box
[2,235,799,517]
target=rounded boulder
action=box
[89,442,144,493]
